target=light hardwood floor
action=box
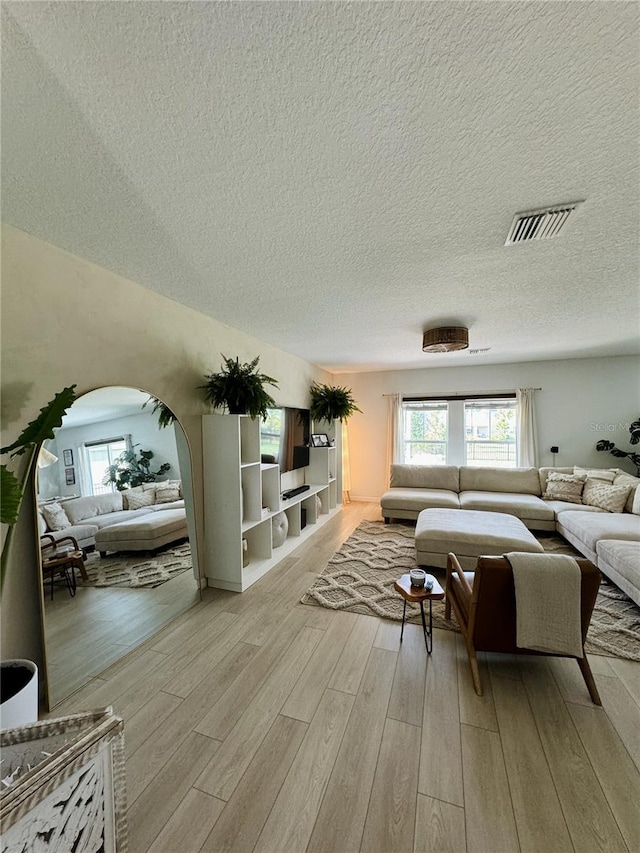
[52,502,640,853]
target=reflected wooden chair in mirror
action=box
[40,534,88,601]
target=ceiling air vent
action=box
[504,201,583,246]
[469,348,491,355]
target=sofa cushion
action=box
[613,471,640,514]
[390,464,459,492]
[538,467,575,493]
[381,488,460,512]
[543,500,606,516]
[459,466,541,496]
[542,472,585,504]
[145,499,186,512]
[574,466,616,483]
[582,480,631,514]
[595,540,640,606]
[90,509,146,529]
[41,502,71,531]
[155,482,181,504]
[458,491,554,522]
[125,489,155,511]
[64,493,124,524]
[556,510,640,553]
[45,524,98,548]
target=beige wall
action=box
[0,224,332,672]
[342,357,640,500]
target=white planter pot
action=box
[0,660,38,730]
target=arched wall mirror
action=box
[35,386,201,708]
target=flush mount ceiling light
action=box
[422,326,469,353]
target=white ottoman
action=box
[415,508,544,569]
[96,509,188,555]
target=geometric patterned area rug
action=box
[301,520,640,662]
[79,541,192,589]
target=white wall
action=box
[342,357,640,500]
[0,224,332,672]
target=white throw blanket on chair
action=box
[506,552,584,658]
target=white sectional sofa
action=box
[38,481,186,554]
[381,464,640,606]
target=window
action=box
[402,402,447,464]
[464,400,516,468]
[401,396,517,468]
[85,438,127,494]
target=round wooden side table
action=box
[394,573,445,653]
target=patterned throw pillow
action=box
[613,471,640,514]
[41,501,71,531]
[126,489,155,511]
[155,483,180,504]
[542,472,585,504]
[573,466,616,483]
[582,479,632,513]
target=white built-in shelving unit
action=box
[202,414,342,591]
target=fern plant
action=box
[1,385,77,590]
[309,382,362,423]
[142,395,177,429]
[200,355,279,421]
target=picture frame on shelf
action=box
[65,467,75,486]
[311,433,330,448]
[63,449,74,466]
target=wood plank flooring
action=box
[51,502,640,852]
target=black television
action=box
[260,407,310,473]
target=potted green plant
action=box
[596,417,640,475]
[142,394,177,429]
[103,446,171,491]
[309,382,362,423]
[1,385,77,728]
[200,355,279,421]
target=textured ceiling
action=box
[2,1,639,373]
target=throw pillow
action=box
[37,510,47,535]
[613,471,640,514]
[542,472,585,504]
[155,483,180,504]
[126,489,155,511]
[573,466,616,483]
[41,502,71,531]
[582,479,632,513]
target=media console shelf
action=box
[202,414,342,591]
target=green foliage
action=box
[0,466,21,526]
[596,417,640,475]
[200,355,279,421]
[1,385,77,590]
[309,382,362,423]
[0,386,77,458]
[103,446,171,491]
[142,395,177,429]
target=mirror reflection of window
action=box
[85,438,127,494]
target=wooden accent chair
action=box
[40,534,88,600]
[445,552,602,705]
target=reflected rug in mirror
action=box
[300,521,640,661]
[79,542,192,589]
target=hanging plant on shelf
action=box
[103,446,171,491]
[142,394,177,429]
[309,382,362,423]
[200,355,279,421]
[596,417,640,476]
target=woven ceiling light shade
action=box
[422,326,469,353]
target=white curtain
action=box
[76,444,93,497]
[516,388,538,467]
[385,394,403,487]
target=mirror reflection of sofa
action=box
[38,480,187,555]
